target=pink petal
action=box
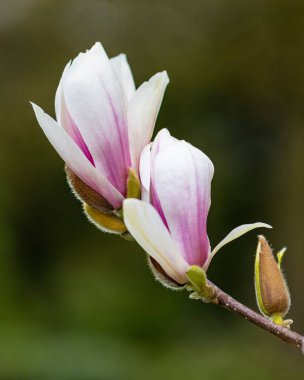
[149,129,176,226]
[62,42,131,195]
[31,103,124,209]
[153,138,214,266]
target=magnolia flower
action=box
[123,129,271,285]
[31,42,169,210]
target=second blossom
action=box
[124,129,271,284]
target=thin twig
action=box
[207,280,304,351]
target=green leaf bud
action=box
[186,265,216,301]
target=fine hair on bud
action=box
[147,257,185,291]
[255,235,291,321]
[65,166,113,213]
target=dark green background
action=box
[0,0,304,378]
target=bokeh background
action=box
[0,0,304,378]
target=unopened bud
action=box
[255,235,291,326]
[65,166,113,213]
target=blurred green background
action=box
[1,0,304,378]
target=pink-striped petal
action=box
[31,103,124,209]
[62,42,131,194]
[54,61,94,164]
[148,129,177,225]
[154,139,214,267]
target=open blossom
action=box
[123,129,271,285]
[31,42,169,210]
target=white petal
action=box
[54,61,94,164]
[110,53,135,102]
[62,42,131,194]
[154,139,214,266]
[211,222,272,257]
[150,128,176,160]
[139,143,151,202]
[128,71,169,169]
[31,103,124,209]
[148,129,177,224]
[123,199,189,284]
[55,60,71,124]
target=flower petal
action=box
[123,199,189,284]
[210,222,272,258]
[31,103,124,209]
[110,53,136,102]
[55,60,71,123]
[139,143,151,202]
[128,71,169,169]
[153,138,214,267]
[62,42,131,194]
[148,129,177,224]
[54,60,94,164]
[150,128,177,161]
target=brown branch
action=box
[207,280,304,352]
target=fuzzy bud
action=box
[147,257,184,290]
[65,166,113,213]
[255,235,291,326]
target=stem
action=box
[207,279,304,352]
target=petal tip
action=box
[31,102,43,116]
[259,223,273,229]
[157,70,170,85]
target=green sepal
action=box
[277,247,287,269]
[186,265,207,293]
[254,243,269,316]
[270,313,293,328]
[186,266,215,301]
[84,203,127,234]
[127,168,141,199]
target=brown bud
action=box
[255,235,290,322]
[65,166,113,213]
[147,257,184,290]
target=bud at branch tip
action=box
[254,235,292,327]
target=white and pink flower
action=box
[32,42,169,209]
[123,129,271,285]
